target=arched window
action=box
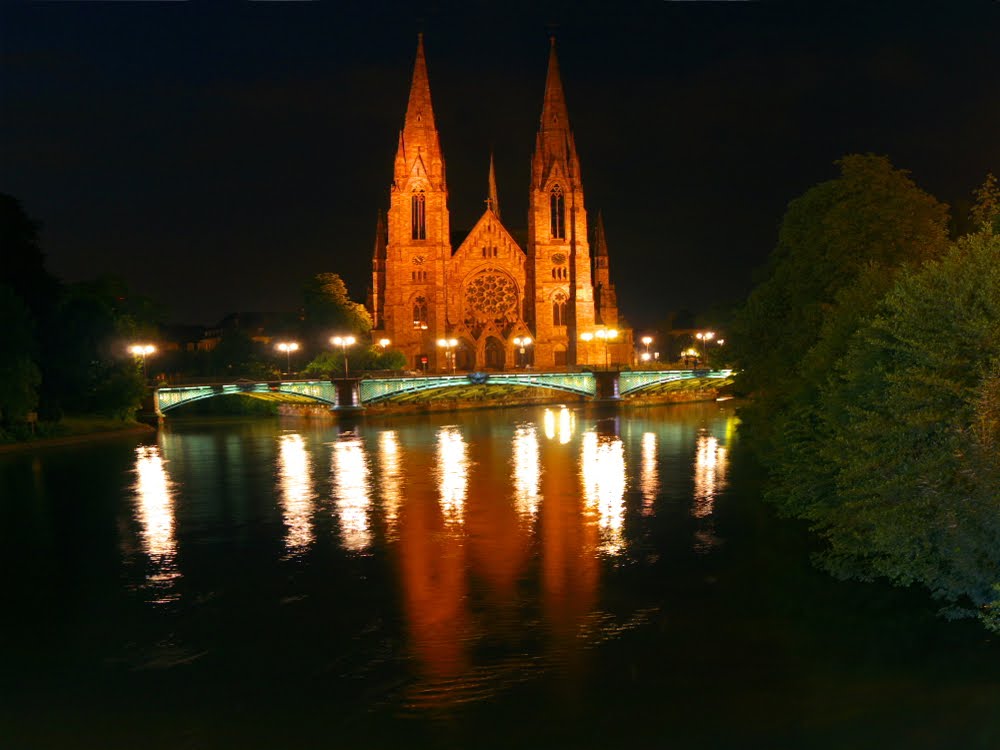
[412,296,428,328]
[550,184,565,239]
[411,191,426,240]
[552,293,567,327]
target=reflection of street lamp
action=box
[513,336,532,368]
[330,336,356,377]
[129,344,156,380]
[695,331,715,361]
[276,341,299,375]
[437,338,458,373]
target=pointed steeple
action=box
[396,33,445,190]
[486,152,500,219]
[532,36,580,189]
[373,209,387,261]
[593,210,608,257]
[404,33,437,133]
[540,36,570,132]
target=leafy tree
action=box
[302,273,372,345]
[730,154,950,451]
[0,194,59,319]
[789,231,1000,631]
[302,346,407,377]
[209,328,279,380]
[970,172,1000,233]
[0,286,41,430]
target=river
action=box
[1,402,998,749]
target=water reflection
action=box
[132,444,180,600]
[543,406,576,444]
[511,423,541,521]
[580,430,627,556]
[332,435,372,552]
[277,433,315,557]
[640,432,659,516]
[692,429,729,519]
[436,426,468,526]
[378,430,404,541]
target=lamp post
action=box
[276,341,299,375]
[695,331,715,362]
[595,328,619,370]
[437,338,458,373]
[641,335,653,356]
[377,338,390,349]
[128,344,156,380]
[330,335,356,377]
[512,336,532,368]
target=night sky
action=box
[3,1,998,329]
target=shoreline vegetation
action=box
[0,416,155,453]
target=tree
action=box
[970,172,1000,233]
[301,273,372,344]
[730,154,950,451]
[795,230,1000,631]
[0,286,41,431]
[0,194,59,320]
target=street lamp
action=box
[512,336,532,368]
[377,338,391,349]
[695,331,715,361]
[276,341,299,375]
[128,344,156,380]
[641,335,653,355]
[437,338,458,373]
[330,335,356,377]
[594,328,619,370]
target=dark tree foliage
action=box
[730,154,950,451]
[303,347,407,377]
[774,231,1000,632]
[0,193,59,318]
[0,285,41,431]
[301,273,373,345]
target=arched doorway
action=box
[484,337,505,370]
[455,340,474,372]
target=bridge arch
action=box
[156,381,339,415]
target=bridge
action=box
[153,369,734,416]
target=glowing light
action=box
[132,445,179,599]
[544,408,556,440]
[693,430,729,519]
[379,430,403,540]
[580,431,627,555]
[436,426,468,525]
[640,432,659,516]
[333,436,372,551]
[543,406,575,443]
[512,423,541,520]
[277,433,314,555]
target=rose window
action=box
[465,272,518,319]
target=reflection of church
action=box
[367,35,632,371]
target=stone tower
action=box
[592,211,619,327]
[382,34,451,369]
[527,37,595,367]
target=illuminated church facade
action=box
[367,35,631,371]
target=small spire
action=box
[373,210,387,260]
[594,210,608,257]
[486,153,500,219]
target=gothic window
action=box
[551,267,568,280]
[550,184,565,239]
[411,191,426,240]
[552,292,568,327]
[412,296,428,328]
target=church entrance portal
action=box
[484,338,505,370]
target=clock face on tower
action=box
[551,252,567,265]
[412,255,426,265]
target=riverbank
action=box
[0,417,155,453]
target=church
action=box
[367,35,632,372]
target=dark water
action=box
[1,403,998,749]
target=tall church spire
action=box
[486,152,500,218]
[404,33,437,133]
[540,36,570,132]
[593,210,608,258]
[396,33,445,190]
